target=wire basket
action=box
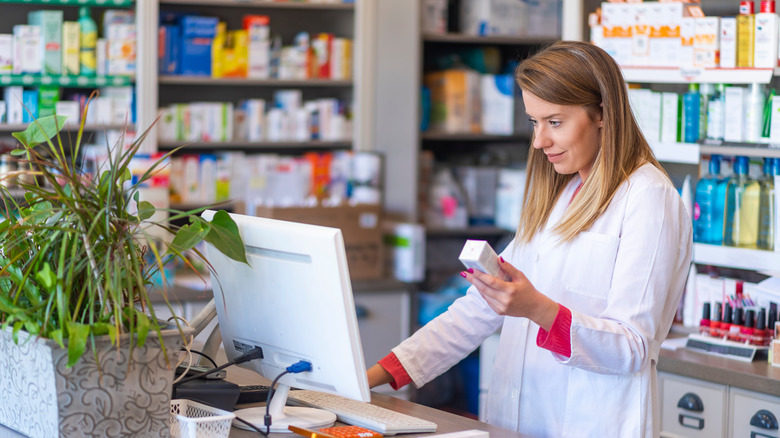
[170,399,236,438]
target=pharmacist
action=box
[367,41,692,438]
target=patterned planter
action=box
[0,326,189,438]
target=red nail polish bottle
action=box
[720,303,733,339]
[710,302,722,337]
[700,302,711,336]
[741,309,755,344]
[728,307,744,342]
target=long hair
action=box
[514,41,663,244]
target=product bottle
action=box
[707,84,726,140]
[700,302,712,335]
[683,84,700,143]
[745,83,766,142]
[78,7,97,76]
[721,302,733,339]
[755,308,769,345]
[724,156,761,247]
[738,1,756,68]
[742,308,756,343]
[729,306,745,342]
[698,84,714,140]
[710,302,723,337]
[758,157,776,249]
[755,0,779,68]
[694,155,727,244]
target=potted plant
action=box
[0,114,247,438]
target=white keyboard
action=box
[287,390,438,435]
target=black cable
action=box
[174,347,263,386]
[183,348,218,368]
[264,369,291,434]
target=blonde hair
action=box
[514,41,663,244]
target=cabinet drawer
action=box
[729,388,780,438]
[660,372,728,438]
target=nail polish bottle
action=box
[700,302,711,335]
[741,309,755,344]
[728,307,744,342]
[710,302,723,337]
[721,303,733,339]
[755,308,769,346]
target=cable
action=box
[168,315,195,385]
[173,347,264,386]
[185,348,218,368]
[264,361,313,433]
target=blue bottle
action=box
[683,83,701,143]
[694,155,727,244]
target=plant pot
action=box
[0,326,190,438]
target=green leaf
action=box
[135,311,150,347]
[204,211,247,264]
[92,323,117,344]
[50,329,65,348]
[11,115,68,148]
[137,201,156,221]
[23,321,39,335]
[35,262,56,290]
[66,322,90,368]
[170,221,208,253]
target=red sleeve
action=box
[536,305,572,358]
[377,352,413,390]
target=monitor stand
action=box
[232,383,336,433]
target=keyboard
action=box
[287,390,438,436]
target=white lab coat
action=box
[393,163,692,438]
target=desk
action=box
[226,367,532,438]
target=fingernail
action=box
[460,271,468,278]
[467,268,474,274]
[499,256,505,263]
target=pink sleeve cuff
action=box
[536,305,572,358]
[377,352,413,390]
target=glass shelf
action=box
[694,243,780,274]
[0,74,134,87]
[622,67,780,84]
[158,0,353,10]
[158,76,351,87]
[0,0,132,5]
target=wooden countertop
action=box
[658,344,780,395]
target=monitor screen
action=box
[202,210,371,432]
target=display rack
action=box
[693,243,780,275]
[622,67,780,84]
[650,142,700,164]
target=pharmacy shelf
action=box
[423,33,556,46]
[650,142,700,164]
[426,226,511,238]
[157,139,352,150]
[0,74,134,87]
[0,123,130,132]
[421,132,528,142]
[699,144,780,159]
[693,243,780,273]
[0,0,132,5]
[158,0,353,10]
[158,76,352,87]
[621,67,780,85]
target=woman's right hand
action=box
[366,363,393,388]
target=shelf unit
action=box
[422,33,556,45]
[0,123,129,132]
[622,67,780,85]
[0,74,134,87]
[153,0,367,153]
[0,0,132,5]
[694,243,780,275]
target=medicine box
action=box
[460,0,528,36]
[245,204,384,280]
[180,15,219,76]
[481,74,514,135]
[424,69,481,133]
[0,34,12,74]
[159,24,180,75]
[28,10,62,75]
[107,23,136,76]
[13,25,42,75]
[62,21,80,75]
[720,17,737,69]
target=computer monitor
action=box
[201,210,371,432]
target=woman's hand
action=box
[462,257,559,331]
[367,363,393,388]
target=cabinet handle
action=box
[750,410,779,430]
[678,414,705,430]
[677,392,704,412]
[355,305,370,319]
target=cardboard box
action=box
[243,204,384,280]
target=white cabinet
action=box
[729,387,780,438]
[660,372,728,438]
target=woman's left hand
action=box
[462,257,559,331]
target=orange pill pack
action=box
[319,426,384,438]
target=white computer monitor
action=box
[201,210,371,432]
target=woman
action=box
[367,41,692,437]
